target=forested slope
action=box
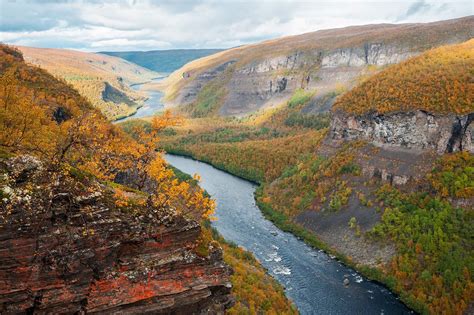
[18,45,159,120]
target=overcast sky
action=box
[0,0,472,51]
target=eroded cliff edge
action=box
[0,156,232,314]
[330,111,473,154]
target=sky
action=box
[0,0,472,51]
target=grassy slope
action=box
[0,45,93,117]
[333,39,474,115]
[161,16,474,105]
[156,40,474,314]
[18,46,159,120]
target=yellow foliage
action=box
[333,40,474,115]
[0,44,215,223]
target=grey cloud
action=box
[0,0,84,31]
[405,0,431,17]
[0,0,472,51]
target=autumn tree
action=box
[0,44,215,222]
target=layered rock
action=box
[179,42,432,116]
[330,111,474,154]
[0,156,232,314]
[320,43,414,68]
[179,60,236,105]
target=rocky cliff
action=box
[329,39,473,155]
[330,111,474,154]
[0,156,232,314]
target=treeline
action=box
[163,129,326,183]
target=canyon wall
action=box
[330,111,473,154]
[178,44,417,116]
[0,156,232,314]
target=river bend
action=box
[165,154,411,315]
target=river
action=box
[118,76,167,121]
[165,154,412,315]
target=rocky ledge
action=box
[0,156,232,314]
[330,110,473,154]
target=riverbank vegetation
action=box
[171,170,298,314]
[214,228,298,314]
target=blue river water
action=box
[165,154,412,315]
[118,77,166,121]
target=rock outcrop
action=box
[320,43,414,68]
[179,60,236,105]
[330,111,474,154]
[0,156,232,314]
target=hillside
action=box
[17,46,159,120]
[160,16,474,117]
[0,45,295,313]
[101,49,223,73]
[155,38,474,314]
[330,39,473,154]
[333,39,474,115]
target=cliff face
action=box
[330,111,474,154]
[0,156,232,314]
[220,44,414,115]
[177,43,417,116]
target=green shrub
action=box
[288,88,314,108]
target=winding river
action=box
[165,154,412,315]
[119,77,167,121]
[121,76,411,314]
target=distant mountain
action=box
[18,46,159,120]
[160,15,474,117]
[100,49,223,73]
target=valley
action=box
[17,46,159,120]
[1,7,473,315]
[117,77,166,121]
[166,154,411,314]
